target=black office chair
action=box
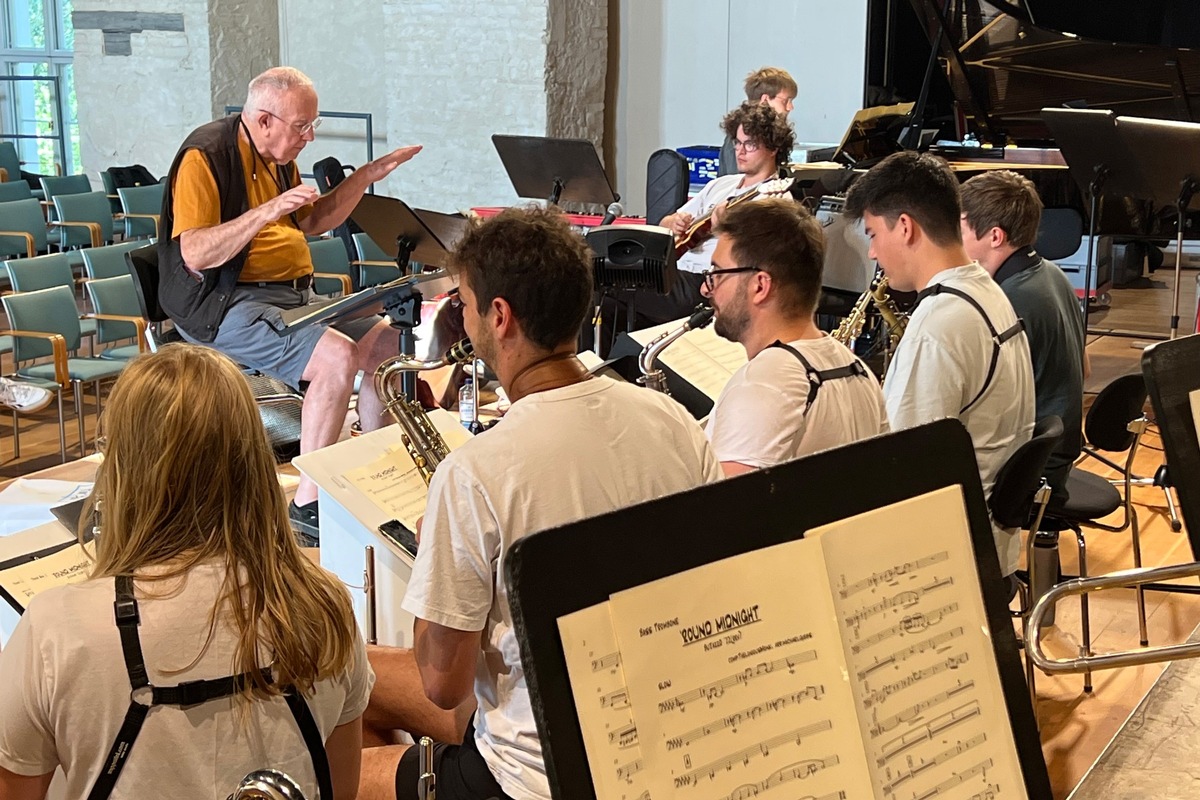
[124,245,304,461]
[988,414,1063,713]
[1035,207,1084,261]
[312,156,363,262]
[645,149,689,226]
[1040,373,1150,693]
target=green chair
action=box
[0,142,46,199]
[39,174,91,222]
[52,191,115,251]
[309,237,354,296]
[99,170,124,215]
[2,285,127,461]
[352,231,402,288]
[0,197,48,259]
[83,241,145,280]
[117,183,163,240]
[0,180,33,203]
[84,275,148,361]
[6,252,98,346]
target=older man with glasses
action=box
[637,101,795,327]
[158,66,421,543]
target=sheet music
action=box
[1188,388,1200,440]
[0,542,91,612]
[630,320,747,400]
[607,539,874,800]
[341,447,428,531]
[813,486,1028,800]
[558,602,653,800]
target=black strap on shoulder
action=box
[285,688,334,800]
[87,578,331,800]
[768,340,869,414]
[914,284,1026,413]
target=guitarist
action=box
[636,101,795,327]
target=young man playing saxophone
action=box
[702,198,888,477]
[359,207,723,800]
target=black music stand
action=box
[1114,116,1200,340]
[1143,336,1200,561]
[1042,108,1150,336]
[492,134,618,207]
[351,193,468,274]
[503,419,1052,800]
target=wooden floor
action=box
[3,271,1200,798]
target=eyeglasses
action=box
[732,138,760,153]
[701,267,757,291]
[263,109,322,136]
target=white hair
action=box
[244,67,314,112]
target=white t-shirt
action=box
[706,334,889,467]
[675,174,758,274]
[883,263,1035,575]
[0,562,374,799]
[402,376,723,800]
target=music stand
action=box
[492,134,618,207]
[1042,108,1150,336]
[831,102,915,167]
[350,193,468,273]
[1143,336,1200,560]
[1114,116,1200,340]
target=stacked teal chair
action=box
[84,275,148,361]
[0,180,33,202]
[2,285,127,461]
[309,237,355,296]
[99,169,124,215]
[0,197,49,260]
[39,174,91,222]
[83,241,145,280]
[117,183,164,240]
[352,231,402,287]
[6,252,98,348]
[51,191,115,251]
[0,142,47,198]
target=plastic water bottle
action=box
[459,378,476,431]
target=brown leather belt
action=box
[238,274,313,291]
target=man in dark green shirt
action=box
[960,169,1087,501]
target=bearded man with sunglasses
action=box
[160,66,421,543]
[701,198,889,477]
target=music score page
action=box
[556,486,1028,800]
[630,321,747,401]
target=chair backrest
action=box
[53,191,115,248]
[1085,373,1148,452]
[309,237,356,294]
[1036,207,1084,261]
[99,170,123,215]
[0,197,48,257]
[125,243,169,324]
[352,231,391,262]
[40,175,92,221]
[83,241,145,280]
[117,183,165,239]
[86,274,143,343]
[989,415,1065,528]
[646,149,690,226]
[5,251,75,293]
[2,284,83,360]
[312,156,354,194]
[0,180,32,202]
[0,142,20,182]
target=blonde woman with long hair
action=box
[0,344,372,799]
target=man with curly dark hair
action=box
[640,101,796,325]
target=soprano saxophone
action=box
[374,338,474,485]
[638,304,715,394]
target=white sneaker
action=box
[0,378,53,413]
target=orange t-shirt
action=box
[170,134,314,282]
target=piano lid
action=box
[903,0,1200,142]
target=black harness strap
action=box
[86,576,331,800]
[914,284,1025,414]
[768,340,870,414]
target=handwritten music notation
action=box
[880,733,987,796]
[658,650,818,713]
[600,688,629,709]
[850,602,960,655]
[878,700,981,767]
[857,627,965,681]
[592,651,621,672]
[665,686,826,751]
[862,653,970,709]
[868,680,975,739]
[911,760,995,800]
[843,576,955,630]
[717,759,845,800]
[674,722,834,789]
[838,551,950,600]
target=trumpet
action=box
[374,339,474,485]
[833,269,907,351]
[227,770,306,800]
[638,304,715,394]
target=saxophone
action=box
[373,339,474,485]
[833,269,907,350]
[227,770,306,800]
[638,304,715,394]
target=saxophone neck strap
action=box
[86,575,332,800]
[767,340,869,415]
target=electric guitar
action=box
[673,177,795,259]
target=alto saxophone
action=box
[227,770,306,800]
[638,304,715,394]
[833,269,907,350]
[374,339,474,485]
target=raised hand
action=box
[361,145,424,183]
